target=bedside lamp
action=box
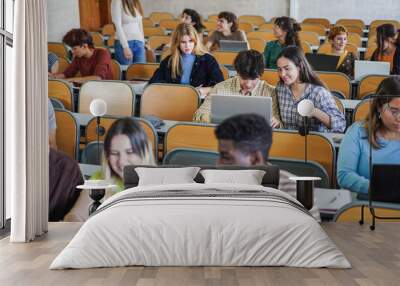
[89,99,107,165]
[297,99,315,163]
[87,99,107,215]
[293,99,319,210]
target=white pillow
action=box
[200,169,266,185]
[135,167,201,186]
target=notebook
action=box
[210,95,272,124]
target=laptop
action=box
[354,60,390,81]
[305,53,340,72]
[369,164,400,203]
[219,40,249,52]
[210,95,272,124]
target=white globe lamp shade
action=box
[89,99,107,117]
[297,99,315,117]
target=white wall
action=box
[294,0,400,24]
[142,0,399,25]
[46,0,400,38]
[141,0,289,22]
[47,0,80,42]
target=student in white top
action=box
[111,0,146,64]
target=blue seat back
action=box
[163,148,219,166]
[269,157,330,188]
[81,142,104,165]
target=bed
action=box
[50,165,350,269]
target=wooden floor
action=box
[0,222,399,286]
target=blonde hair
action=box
[328,25,348,42]
[169,23,208,80]
[122,0,144,17]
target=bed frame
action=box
[124,165,280,189]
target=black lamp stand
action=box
[295,116,314,210]
[88,116,105,215]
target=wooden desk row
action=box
[68,113,344,186]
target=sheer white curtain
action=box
[7,0,48,242]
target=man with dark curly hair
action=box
[215,113,272,166]
[215,113,320,220]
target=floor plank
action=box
[0,222,399,286]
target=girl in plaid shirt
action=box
[275,46,346,132]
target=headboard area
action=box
[124,164,280,189]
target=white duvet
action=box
[50,183,350,269]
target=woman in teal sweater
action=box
[337,77,400,194]
[264,17,302,69]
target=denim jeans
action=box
[114,40,146,65]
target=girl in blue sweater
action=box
[337,77,400,194]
